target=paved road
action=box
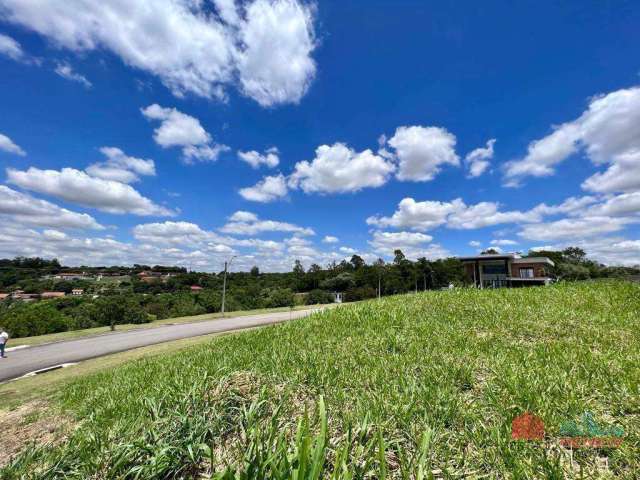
[0,309,321,383]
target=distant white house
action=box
[54,272,92,281]
[71,288,84,296]
[333,292,343,303]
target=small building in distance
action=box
[71,288,84,296]
[54,272,92,281]
[460,253,554,288]
[190,285,203,292]
[138,271,175,283]
[10,290,40,302]
[41,291,66,299]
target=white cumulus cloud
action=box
[504,86,640,189]
[238,147,279,168]
[239,174,288,202]
[368,197,542,231]
[581,149,640,194]
[518,216,634,242]
[465,138,495,177]
[54,61,92,88]
[7,167,175,216]
[369,230,449,260]
[289,143,395,194]
[0,132,26,156]
[0,32,24,61]
[142,104,230,163]
[490,239,518,246]
[446,201,539,230]
[220,210,314,236]
[133,221,218,246]
[386,126,459,182]
[0,185,104,229]
[367,197,462,231]
[85,147,155,184]
[0,0,317,106]
[236,0,316,106]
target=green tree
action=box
[293,260,305,275]
[320,273,355,292]
[0,302,69,337]
[563,246,587,262]
[393,249,406,265]
[350,255,365,270]
[559,263,590,281]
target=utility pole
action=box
[378,271,382,299]
[221,255,236,317]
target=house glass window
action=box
[482,264,507,275]
[519,267,534,279]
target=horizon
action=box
[1,1,640,272]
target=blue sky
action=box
[1,0,639,271]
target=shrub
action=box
[261,288,295,308]
[306,289,334,305]
[344,286,377,302]
[70,302,101,329]
[196,290,222,313]
[168,293,206,318]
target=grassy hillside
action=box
[3,281,639,479]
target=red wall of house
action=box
[511,263,548,278]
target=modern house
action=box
[460,253,554,288]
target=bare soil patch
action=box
[0,401,74,468]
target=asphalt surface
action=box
[0,308,321,383]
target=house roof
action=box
[512,257,555,266]
[459,254,554,266]
[459,253,518,261]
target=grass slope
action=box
[3,281,639,479]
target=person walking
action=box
[0,327,8,358]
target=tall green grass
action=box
[3,281,639,478]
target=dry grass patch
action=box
[0,401,74,468]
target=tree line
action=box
[0,247,637,338]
